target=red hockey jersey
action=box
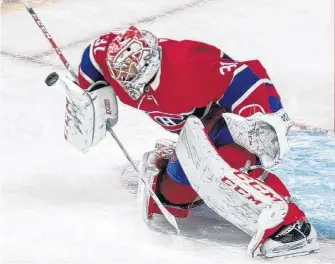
[78,32,282,132]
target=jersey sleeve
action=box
[216,60,283,117]
[77,33,117,90]
[77,44,105,89]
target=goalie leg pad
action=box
[176,116,289,236]
[217,144,306,226]
[176,116,291,256]
[138,148,202,221]
[222,109,292,169]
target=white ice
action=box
[1,0,334,263]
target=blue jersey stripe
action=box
[269,96,283,112]
[217,67,260,110]
[166,159,191,186]
[80,45,104,82]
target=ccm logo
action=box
[104,99,111,114]
[248,132,253,147]
[221,171,282,205]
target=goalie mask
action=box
[106,26,161,100]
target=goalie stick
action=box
[24,1,180,234]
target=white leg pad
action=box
[175,116,289,237]
[138,151,158,222]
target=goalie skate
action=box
[260,219,319,258]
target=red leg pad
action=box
[160,173,198,205]
[264,172,290,197]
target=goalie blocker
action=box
[139,116,319,259]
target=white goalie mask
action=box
[106,26,161,100]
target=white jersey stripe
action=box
[89,44,104,75]
[79,68,94,84]
[233,64,248,77]
[216,64,248,105]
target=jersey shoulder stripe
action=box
[217,65,272,111]
[79,44,104,84]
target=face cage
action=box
[107,46,160,100]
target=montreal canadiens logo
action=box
[146,111,187,131]
[238,104,265,117]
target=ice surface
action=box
[1,0,334,263]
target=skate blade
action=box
[262,243,320,259]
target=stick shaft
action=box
[107,127,139,172]
[107,127,180,232]
[24,3,77,81]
